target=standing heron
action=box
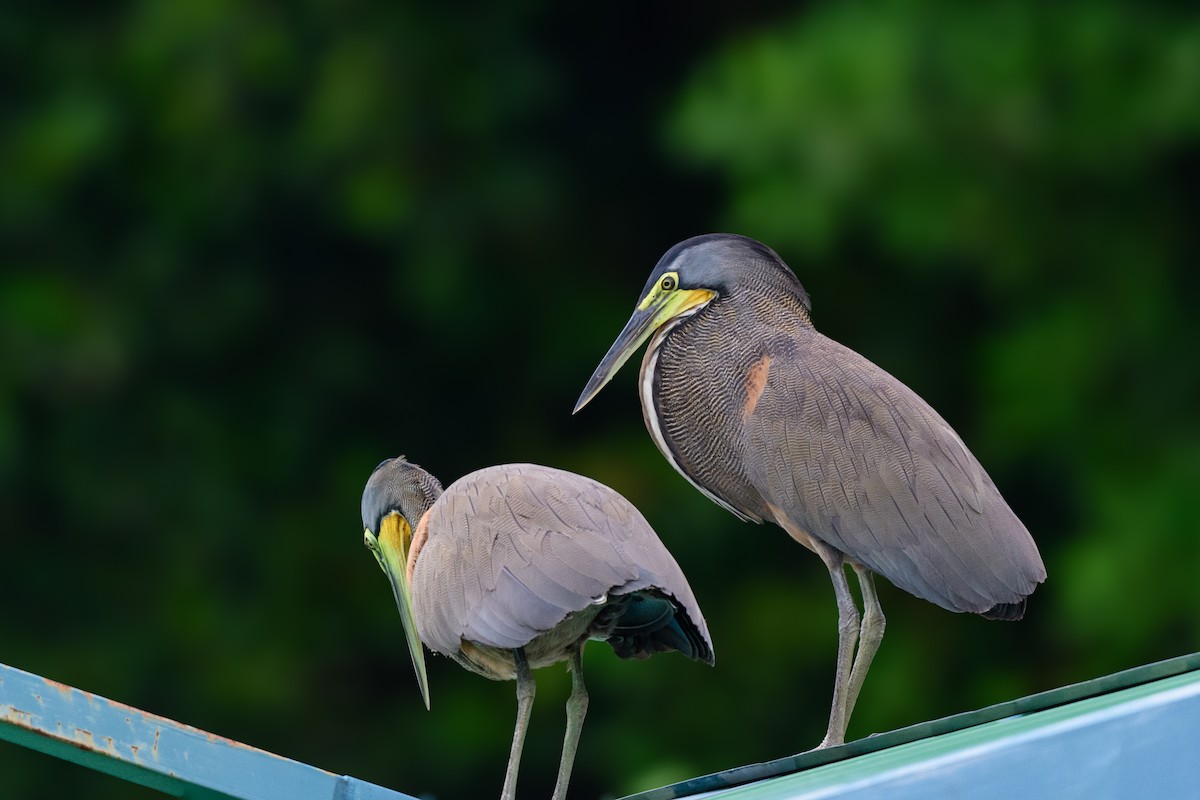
[361,457,714,800]
[574,233,1045,748]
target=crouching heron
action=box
[361,457,714,799]
[574,233,1045,748]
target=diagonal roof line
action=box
[0,661,416,800]
[624,651,1200,799]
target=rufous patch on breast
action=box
[743,353,772,422]
[409,509,431,583]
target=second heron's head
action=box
[573,233,809,413]
[361,456,444,709]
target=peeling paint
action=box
[1,705,33,726]
[74,727,95,749]
[1,661,418,800]
[45,677,74,700]
[204,729,265,753]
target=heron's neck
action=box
[401,470,444,523]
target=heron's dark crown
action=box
[647,233,811,311]
[361,456,445,532]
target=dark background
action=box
[2,2,1198,798]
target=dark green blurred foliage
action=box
[1,1,1197,798]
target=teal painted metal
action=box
[625,652,1200,799]
[0,662,416,800]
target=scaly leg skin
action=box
[551,642,589,800]
[843,564,886,723]
[814,546,862,750]
[501,649,535,800]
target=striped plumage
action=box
[643,240,1042,617]
[576,232,1046,747]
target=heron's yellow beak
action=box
[574,286,715,413]
[365,512,431,710]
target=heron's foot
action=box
[814,733,844,751]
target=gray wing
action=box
[744,331,1046,614]
[411,463,711,656]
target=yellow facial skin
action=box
[365,511,431,709]
[574,271,716,413]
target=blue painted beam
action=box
[0,662,416,800]
[626,652,1200,800]
[692,666,1200,799]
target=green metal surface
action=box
[0,661,415,800]
[710,669,1200,799]
[7,652,1198,799]
[625,652,1200,799]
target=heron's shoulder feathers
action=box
[414,464,708,654]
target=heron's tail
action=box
[604,591,713,664]
[981,598,1028,621]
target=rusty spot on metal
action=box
[1,705,34,726]
[203,728,266,753]
[74,727,96,749]
[45,677,76,700]
[152,728,160,757]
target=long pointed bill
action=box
[365,512,431,710]
[573,287,716,413]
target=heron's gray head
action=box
[574,233,808,413]
[644,233,810,308]
[360,455,442,710]
[360,456,444,534]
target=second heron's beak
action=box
[365,512,431,710]
[574,285,716,413]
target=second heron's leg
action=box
[502,648,535,800]
[843,564,886,726]
[815,546,861,749]
[551,642,589,800]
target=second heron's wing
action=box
[412,463,711,659]
[744,330,1046,615]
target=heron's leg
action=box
[814,545,860,749]
[843,564,886,727]
[502,648,535,800]
[551,641,589,800]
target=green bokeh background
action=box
[2,1,1198,798]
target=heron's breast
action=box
[642,314,771,522]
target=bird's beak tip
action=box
[573,376,606,415]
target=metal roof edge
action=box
[0,661,417,800]
[624,651,1200,799]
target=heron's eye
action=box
[660,275,676,291]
